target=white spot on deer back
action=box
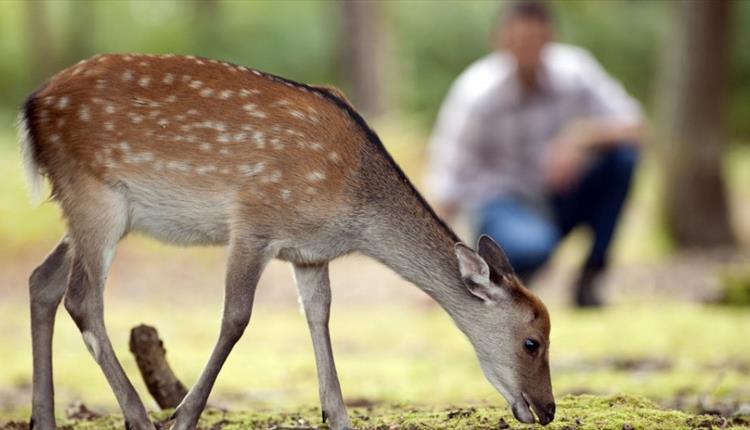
[238,162,265,176]
[328,152,342,163]
[307,171,326,182]
[124,152,155,164]
[239,89,260,97]
[163,73,175,85]
[139,76,151,87]
[199,88,214,98]
[270,138,284,150]
[252,131,266,148]
[56,96,70,110]
[78,104,91,122]
[196,165,217,175]
[189,80,203,89]
[122,70,134,82]
[167,160,191,172]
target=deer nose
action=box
[538,402,556,425]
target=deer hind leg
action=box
[293,263,352,430]
[61,184,154,430]
[29,237,72,430]
[170,234,270,430]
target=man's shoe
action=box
[574,265,605,308]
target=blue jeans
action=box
[478,145,638,279]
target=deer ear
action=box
[477,234,515,275]
[455,243,502,303]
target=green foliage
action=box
[0,0,749,138]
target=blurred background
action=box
[0,0,749,424]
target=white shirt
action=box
[426,43,642,210]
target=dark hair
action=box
[501,0,553,24]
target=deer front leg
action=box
[65,256,154,430]
[170,237,270,430]
[29,237,72,430]
[293,263,352,430]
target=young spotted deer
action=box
[19,54,555,430]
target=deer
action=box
[18,53,555,430]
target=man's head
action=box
[495,0,554,85]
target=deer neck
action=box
[356,150,475,322]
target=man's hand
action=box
[543,135,587,193]
[543,117,645,193]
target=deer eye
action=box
[523,338,540,354]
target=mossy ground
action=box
[2,395,748,430]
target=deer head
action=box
[453,235,555,425]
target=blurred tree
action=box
[64,0,96,66]
[25,0,56,84]
[338,0,387,117]
[660,0,735,249]
[193,0,222,56]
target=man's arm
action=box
[544,49,646,191]
[543,117,646,191]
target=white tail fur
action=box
[16,112,44,205]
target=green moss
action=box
[3,395,745,430]
[719,266,750,306]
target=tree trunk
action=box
[64,0,96,67]
[660,0,735,249]
[338,0,388,118]
[25,0,57,84]
[193,0,222,55]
